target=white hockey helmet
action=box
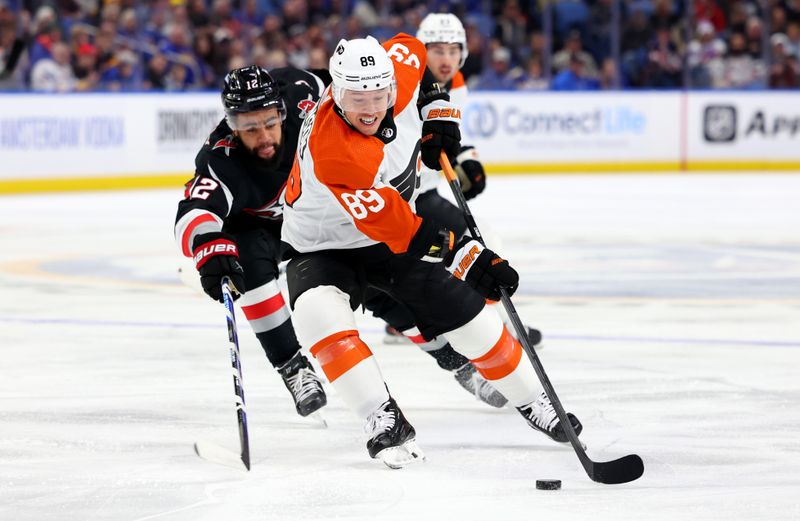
[417,13,468,68]
[329,36,397,113]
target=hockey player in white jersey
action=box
[281,34,582,468]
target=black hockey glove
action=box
[444,238,519,301]
[419,87,461,170]
[406,218,454,260]
[455,146,486,200]
[192,232,245,302]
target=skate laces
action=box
[365,401,396,437]
[526,392,559,432]
[285,368,322,403]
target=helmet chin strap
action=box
[333,102,355,128]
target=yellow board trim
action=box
[0,173,191,195]
[684,161,800,171]
[486,161,800,174]
[487,162,681,173]
[2,160,800,194]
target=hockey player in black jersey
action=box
[175,65,328,417]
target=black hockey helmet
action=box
[221,65,286,123]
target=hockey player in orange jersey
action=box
[281,33,583,468]
[370,14,546,409]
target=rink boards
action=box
[1,91,800,193]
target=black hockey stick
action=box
[439,152,643,484]
[194,277,251,471]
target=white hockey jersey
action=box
[282,33,430,254]
[418,70,468,193]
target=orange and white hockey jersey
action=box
[282,34,430,254]
[418,70,467,193]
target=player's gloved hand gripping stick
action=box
[439,151,644,485]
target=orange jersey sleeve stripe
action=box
[310,330,373,382]
[327,182,423,253]
[384,33,427,115]
[307,98,424,254]
[470,327,523,381]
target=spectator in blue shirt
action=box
[551,53,600,90]
[99,50,141,91]
[473,46,518,90]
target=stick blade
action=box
[194,441,250,471]
[590,454,644,484]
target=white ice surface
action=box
[1,174,799,521]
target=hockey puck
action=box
[536,479,561,490]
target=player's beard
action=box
[249,134,284,169]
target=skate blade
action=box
[377,440,426,469]
[308,411,328,428]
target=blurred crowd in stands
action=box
[1,0,799,92]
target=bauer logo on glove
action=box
[424,105,462,121]
[448,242,482,280]
[193,241,239,268]
[444,238,519,301]
[192,232,245,302]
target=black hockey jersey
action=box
[175,67,328,257]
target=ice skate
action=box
[517,391,583,443]
[366,397,425,469]
[278,352,327,417]
[453,363,508,408]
